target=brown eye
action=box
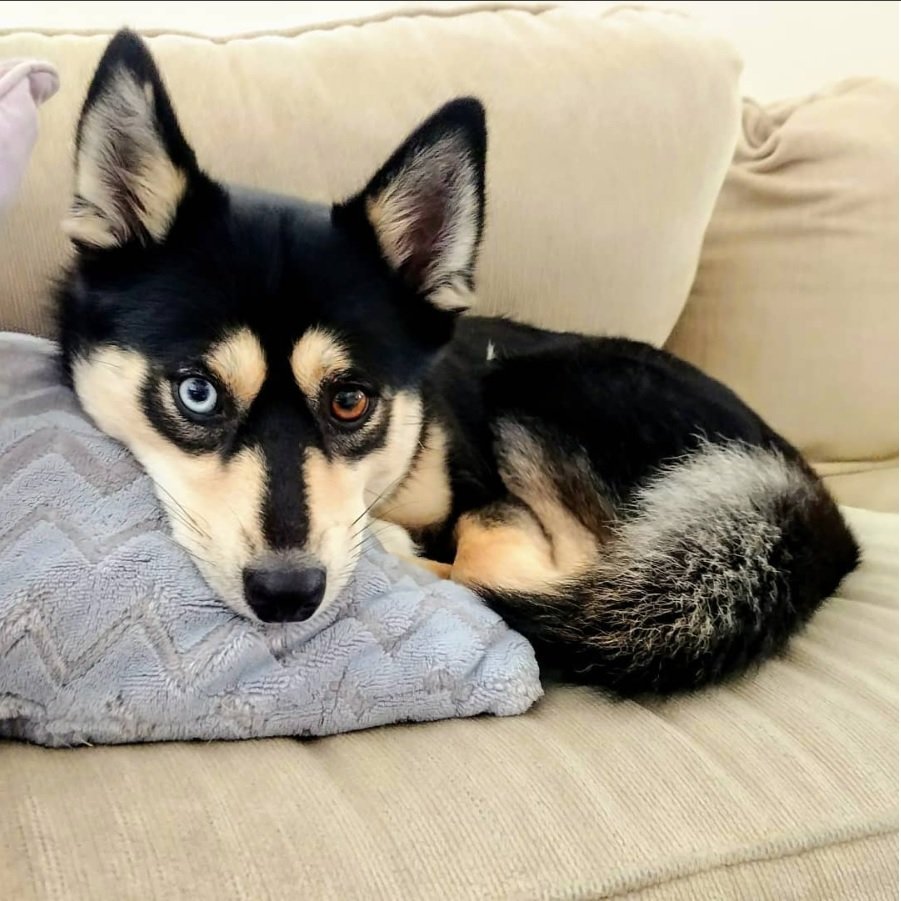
[329,387,370,423]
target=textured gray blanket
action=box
[0,334,541,747]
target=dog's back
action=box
[421,325,859,694]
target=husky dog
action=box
[57,31,858,695]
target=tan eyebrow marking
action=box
[291,327,351,398]
[205,328,267,409]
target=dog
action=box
[56,30,859,696]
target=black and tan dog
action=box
[57,31,858,695]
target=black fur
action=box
[56,31,860,694]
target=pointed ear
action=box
[63,29,199,250]
[334,98,487,313]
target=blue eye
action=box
[177,376,219,416]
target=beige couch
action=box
[1,6,897,899]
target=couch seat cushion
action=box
[820,461,898,513]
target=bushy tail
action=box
[482,440,860,696]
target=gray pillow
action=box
[0,334,541,747]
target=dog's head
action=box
[59,30,486,622]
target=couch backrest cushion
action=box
[0,6,740,342]
[667,79,898,463]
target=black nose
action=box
[242,565,327,623]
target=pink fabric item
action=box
[0,60,59,216]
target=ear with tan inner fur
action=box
[334,98,487,313]
[63,29,199,250]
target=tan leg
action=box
[376,490,598,590]
[371,518,453,579]
[450,503,560,592]
[450,499,599,593]
[494,423,601,575]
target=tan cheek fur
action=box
[303,392,427,605]
[302,448,367,607]
[374,421,451,531]
[360,392,426,511]
[73,347,266,616]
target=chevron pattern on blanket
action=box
[0,335,541,747]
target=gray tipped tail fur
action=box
[480,441,859,695]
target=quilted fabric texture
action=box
[0,334,541,747]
